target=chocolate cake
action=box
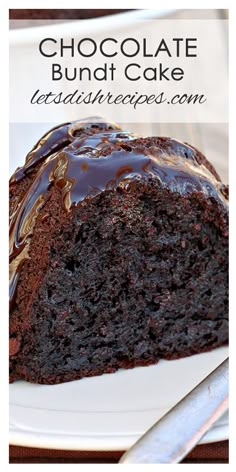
[9,118,228,384]
[9,9,131,20]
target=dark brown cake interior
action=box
[10,178,228,384]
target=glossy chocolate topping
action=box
[11,117,122,183]
[9,118,228,308]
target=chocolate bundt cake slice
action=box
[9,118,228,384]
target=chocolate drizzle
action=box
[10,117,122,183]
[10,118,228,308]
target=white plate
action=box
[9,346,228,451]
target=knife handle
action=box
[119,358,229,464]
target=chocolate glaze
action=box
[10,118,228,308]
[10,117,121,183]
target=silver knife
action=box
[119,357,229,464]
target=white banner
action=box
[9,19,228,123]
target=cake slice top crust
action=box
[10,117,122,183]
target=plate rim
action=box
[9,411,228,451]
